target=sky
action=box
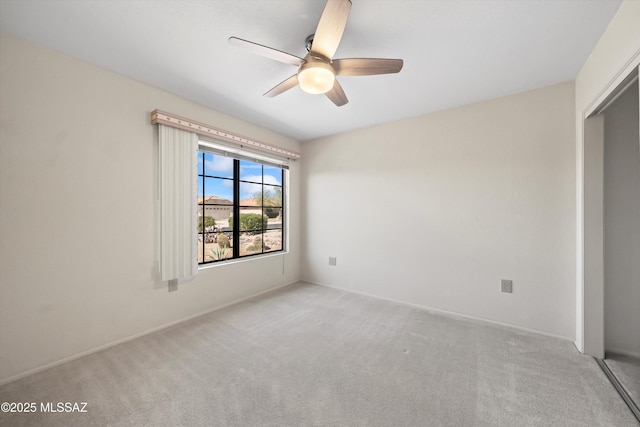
[197,152,283,203]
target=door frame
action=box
[578,54,639,358]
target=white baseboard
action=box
[304,279,575,343]
[0,280,300,386]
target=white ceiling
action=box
[0,0,622,141]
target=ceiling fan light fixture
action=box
[298,61,335,94]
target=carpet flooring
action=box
[0,282,637,426]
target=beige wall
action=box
[575,0,640,354]
[302,82,576,339]
[0,34,302,383]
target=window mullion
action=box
[261,165,265,254]
[200,152,205,263]
[232,159,240,258]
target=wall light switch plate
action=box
[501,279,513,293]
[329,257,337,266]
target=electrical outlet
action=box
[329,257,337,266]
[501,279,513,293]
[168,279,178,292]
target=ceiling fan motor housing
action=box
[305,34,315,52]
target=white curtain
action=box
[159,125,198,281]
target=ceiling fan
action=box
[229,0,403,107]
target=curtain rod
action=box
[151,110,301,160]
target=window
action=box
[197,147,285,265]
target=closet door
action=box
[602,78,640,415]
[603,79,640,360]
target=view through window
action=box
[197,150,284,264]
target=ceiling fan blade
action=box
[264,74,299,97]
[325,80,348,106]
[333,58,404,76]
[229,37,303,67]
[311,0,352,60]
